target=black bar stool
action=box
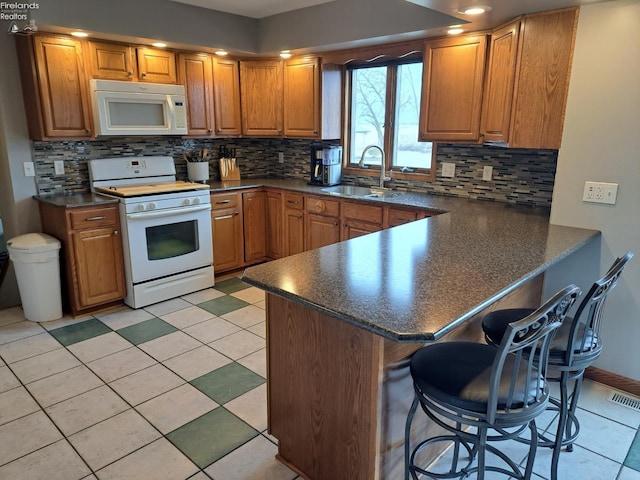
[481,252,633,480]
[405,284,580,480]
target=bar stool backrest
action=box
[487,284,581,424]
[564,252,634,369]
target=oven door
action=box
[123,204,212,284]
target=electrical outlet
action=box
[583,181,618,205]
[23,162,35,177]
[54,160,65,175]
[483,166,493,181]
[278,152,284,164]
[441,162,455,178]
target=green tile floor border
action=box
[214,277,250,295]
[116,317,178,345]
[191,362,265,404]
[49,318,112,346]
[167,407,258,468]
[198,295,249,317]
[624,427,640,472]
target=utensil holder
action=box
[186,161,209,183]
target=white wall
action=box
[549,0,640,380]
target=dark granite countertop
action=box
[239,181,601,342]
[34,192,120,208]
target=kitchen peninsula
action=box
[242,192,600,480]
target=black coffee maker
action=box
[309,146,342,186]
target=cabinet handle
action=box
[234,211,239,216]
[313,130,318,134]
[287,200,299,205]
[113,230,119,236]
[334,222,338,226]
[85,216,107,221]
[216,199,231,204]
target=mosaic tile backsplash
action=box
[31,137,557,207]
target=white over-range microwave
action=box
[89,79,188,136]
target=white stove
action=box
[89,156,214,309]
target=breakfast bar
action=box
[242,195,600,480]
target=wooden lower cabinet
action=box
[243,191,268,263]
[266,191,283,259]
[211,192,244,273]
[284,209,305,256]
[37,202,125,316]
[306,213,340,250]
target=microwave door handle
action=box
[126,204,211,221]
[166,95,175,131]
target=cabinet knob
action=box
[208,128,213,133]
[86,128,91,134]
[127,71,133,76]
[278,129,282,134]
[141,72,147,77]
[113,230,119,236]
[313,130,318,134]
[297,215,302,219]
[217,128,222,134]
[234,211,239,216]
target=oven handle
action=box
[126,204,211,220]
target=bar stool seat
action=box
[481,252,633,480]
[405,285,581,480]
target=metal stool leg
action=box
[405,394,419,480]
[551,371,571,480]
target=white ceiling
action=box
[170,0,335,18]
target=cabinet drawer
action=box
[69,207,119,230]
[387,208,418,227]
[283,192,304,210]
[342,202,383,224]
[211,193,238,209]
[306,196,340,217]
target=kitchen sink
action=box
[321,185,400,199]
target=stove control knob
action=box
[192,197,201,205]
[136,204,146,212]
[148,202,157,210]
[183,198,192,206]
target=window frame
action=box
[342,60,436,183]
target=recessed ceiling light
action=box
[447,27,464,35]
[215,50,228,56]
[70,31,89,37]
[280,50,292,59]
[152,42,167,48]
[458,5,492,15]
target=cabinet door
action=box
[480,21,520,144]
[212,206,244,272]
[72,227,125,308]
[88,41,136,80]
[284,209,305,256]
[178,53,214,136]
[212,57,242,136]
[305,213,340,250]
[509,8,578,149]
[137,47,177,83]
[342,220,382,240]
[243,191,268,262]
[240,60,283,136]
[284,57,320,138]
[266,191,283,259]
[419,34,487,142]
[30,35,92,138]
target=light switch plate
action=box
[442,162,455,178]
[583,181,618,205]
[23,162,35,177]
[54,160,65,175]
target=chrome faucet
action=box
[358,145,390,189]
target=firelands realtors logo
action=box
[1,2,39,34]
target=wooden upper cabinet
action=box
[240,60,283,136]
[419,34,488,142]
[509,8,578,149]
[212,57,242,136]
[136,47,177,83]
[480,21,520,144]
[87,41,136,80]
[16,34,92,139]
[284,57,320,138]
[178,53,215,136]
[283,57,342,140]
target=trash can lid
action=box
[6,233,61,252]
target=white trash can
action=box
[6,233,63,322]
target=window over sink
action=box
[346,61,436,181]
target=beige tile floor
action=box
[0,274,638,479]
